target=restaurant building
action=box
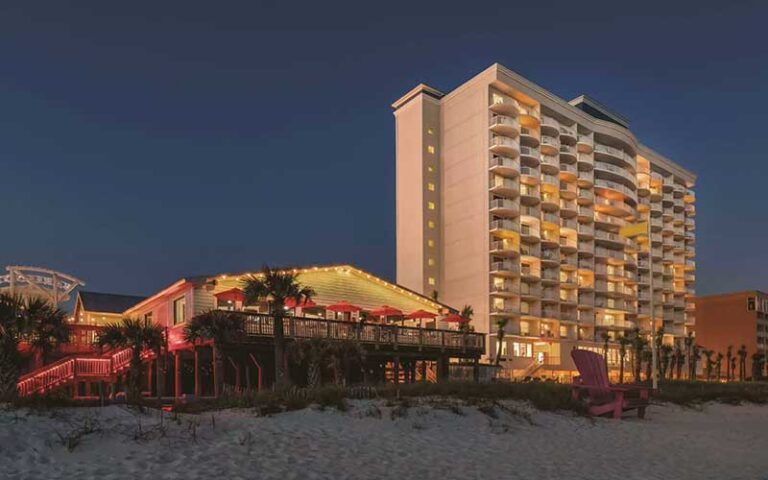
[17,265,485,398]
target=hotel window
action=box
[428,258,435,266]
[512,342,533,358]
[427,127,434,135]
[427,182,435,191]
[427,220,435,229]
[427,201,436,210]
[428,239,435,248]
[520,321,530,335]
[427,145,435,154]
[428,277,436,286]
[173,297,186,325]
[496,339,508,357]
[492,93,504,105]
[427,165,435,173]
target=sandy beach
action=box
[1,400,766,480]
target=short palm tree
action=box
[715,352,723,381]
[737,345,748,381]
[674,345,684,380]
[726,345,733,381]
[702,349,714,381]
[184,310,245,397]
[660,344,673,381]
[459,305,474,333]
[617,335,631,384]
[242,265,315,389]
[690,344,701,380]
[98,318,164,404]
[630,328,647,383]
[0,294,70,401]
[600,331,610,374]
[684,332,694,379]
[494,318,509,366]
[25,297,69,367]
[289,338,330,388]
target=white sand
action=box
[1,400,766,480]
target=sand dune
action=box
[1,400,766,479]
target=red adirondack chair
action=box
[570,349,650,419]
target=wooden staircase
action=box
[17,348,154,397]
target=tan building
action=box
[393,63,697,377]
[695,291,768,378]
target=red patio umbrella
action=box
[405,309,438,328]
[442,313,470,323]
[284,298,320,309]
[370,305,403,317]
[405,309,437,320]
[325,301,362,313]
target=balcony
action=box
[490,239,519,257]
[560,181,578,199]
[489,114,520,137]
[490,280,518,297]
[520,223,541,241]
[559,125,577,141]
[489,93,520,116]
[519,145,541,164]
[518,104,540,122]
[577,189,594,204]
[520,185,540,205]
[560,237,578,252]
[520,166,540,181]
[593,212,627,228]
[490,198,519,217]
[520,284,542,298]
[520,127,540,145]
[490,135,519,157]
[594,144,635,169]
[490,260,520,277]
[540,173,559,188]
[491,302,520,316]
[541,248,560,264]
[560,199,578,216]
[594,161,636,186]
[559,144,577,161]
[540,115,559,132]
[577,169,594,187]
[490,177,519,197]
[490,155,521,177]
[540,136,559,155]
[577,222,594,237]
[541,212,560,225]
[594,179,637,201]
[490,219,519,234]
[577,134,594,152]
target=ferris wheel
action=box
[0,265,85,305]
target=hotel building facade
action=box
[394,64,697,376]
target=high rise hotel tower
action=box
[393,64,696,376]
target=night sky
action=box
[1,1,766,298]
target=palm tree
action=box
[630,328,647,383]
[98,318,164,404]
[730,356,737,382]
[0,294,70,401]
[242,265,315,389]
[691,344,702,380]
[751,352,765,381]
[494,318,509,367]
[289,338,329,388]
[726,345,733,381]
[653,326,665,381]
[660,344,673,381]
[674,345,685,380]
[684,332,694,379]
[458,305,474,333]
[617,335,631,384]
[702,349,714,381]
[600,331,610,374]
[25,297,69,368]
[184,310,245,397]
[715,352,723,381]
[643,348,653,381]
[737,345,748,381]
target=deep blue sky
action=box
[1,1,766,298]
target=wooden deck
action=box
[226,312,485,357]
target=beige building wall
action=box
[394,64,697,377]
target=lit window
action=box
[427,145,435,154]
[427,182,435,191]
[427,128,434,135]
[427,165,435,173]
[427,201,436,210]
[428,258,435,266]
[428,239,435,247]
[428,277,436,286]
[173,297,186,325]
[427,220,435,229]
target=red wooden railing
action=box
[16,347,155,397]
